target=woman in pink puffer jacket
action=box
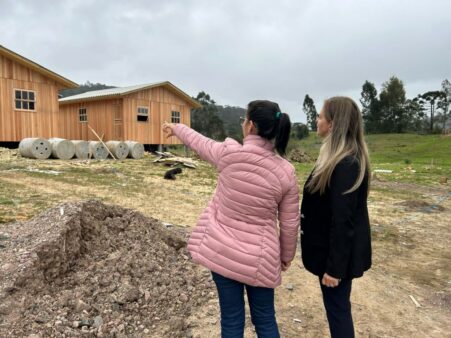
[163,100,300,338]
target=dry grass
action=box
[0,153,217,226]
[0,149,450,337]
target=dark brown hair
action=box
[247,100,291,156]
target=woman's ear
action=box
[249,120,258,134]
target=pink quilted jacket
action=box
[173,124,300,288]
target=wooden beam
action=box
[87,124,116,160]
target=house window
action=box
[137,107,149,122]
[79,108,87,122]
[15,89,36,111]
[171,111,181,123]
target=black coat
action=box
[300,157,372,279]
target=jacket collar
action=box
[243,134,274,151]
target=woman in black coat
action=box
[301,96,372,338]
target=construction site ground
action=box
[0,148,450,337]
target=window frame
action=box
[171,110,181,123]
[79,107,88,123]
[14,89,36,111]
[137,106,149,122]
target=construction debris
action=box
[153,151,197,168]
[409,295,421,308]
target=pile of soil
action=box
[396,200,445,212]
[288,149,312,163]
[0,200,215,337]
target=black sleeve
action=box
[325,159,360,278]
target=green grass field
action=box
[288,133,451,186]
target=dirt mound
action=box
[396,200,445,212]
[288,148,312,163]
[0,200,214,337]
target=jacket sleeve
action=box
[278,169,300,263]
[326,159,360,278]
[172,124,226,168]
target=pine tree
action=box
[360,81,380,133]
[379,76,407,133]
[303,95,318,131]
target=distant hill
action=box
[59,81,116,98]
[215,105,246,141]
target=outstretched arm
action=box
[162,122,226,167]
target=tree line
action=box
[303,77,451,134]
[65,78,450,140]
[191,92,309,142]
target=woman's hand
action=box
[281,261,291,271]
[322,273,340,287]
[162,121,176,138]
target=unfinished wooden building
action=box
[58,82,201,145]
[0,45,78,142]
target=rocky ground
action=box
[0,200,215,337]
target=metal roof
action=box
[59,81,201,108]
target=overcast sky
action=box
[1,0,450,122]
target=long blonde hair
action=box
[307,97,370,195]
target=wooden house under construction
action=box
[58,82,201,145]
[0,45,78,142]
[0,45,200,146]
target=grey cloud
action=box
[0,0,449,122]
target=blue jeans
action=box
[320,278,355,338]
[211,271,280,338]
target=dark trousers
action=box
[211,271,280,338]
[320,278,355,338]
